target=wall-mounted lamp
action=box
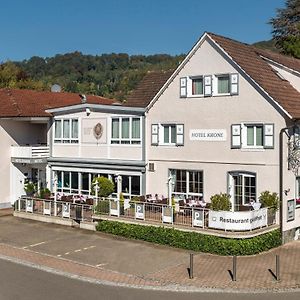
[86,108,91,116]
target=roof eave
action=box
[46,103,145,115]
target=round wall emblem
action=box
[93,123,103,140]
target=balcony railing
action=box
[11,145,50,159]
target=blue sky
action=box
[0,0,284,62]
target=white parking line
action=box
[96,263,107,267]
[57,246,96,257]
[23,241,47,249]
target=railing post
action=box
[276,255,280,281]
[233,256,237,281]
[189,253,194,279]
[18,197,21,211]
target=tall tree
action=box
[270,0,300,58]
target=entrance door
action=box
[229,172,256,211]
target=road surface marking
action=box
[23,241,47,249]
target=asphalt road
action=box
[0,258,300,300]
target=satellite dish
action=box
[51,84,62,93]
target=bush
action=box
[96,220,281,256]
[91,176,114,198]
[210,193,231,211]
[39,188,51,199]
[94,200,110,214]
[24,181,36,196]
[259,191,279,212]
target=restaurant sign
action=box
[208,208,267,231]
[189,129,227,141]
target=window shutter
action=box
[231,124,241,148]
[151,124,159,146]
[264,124,274,149]
[230,73,239,95]
[204,75,212,97]
[180,77,187,98]
[176,124,184,146]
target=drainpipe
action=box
[279,127,287,244]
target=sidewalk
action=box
[0,213,299,292]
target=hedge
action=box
[96,220,281,256]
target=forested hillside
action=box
[11,53,184,100]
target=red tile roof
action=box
[207,33,300,119]
[125,70,174,107]
[0,88,118,117]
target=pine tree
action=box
[270,0,300,58]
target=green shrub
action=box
[210,193,231,211]
[91,176,114,198]
[24,181,36,196]
[39,188,51,199]
[96,220,281,256]
[94,200,110,214]
[259,191,279,212]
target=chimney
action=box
[79,94,87,104]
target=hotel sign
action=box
[189,129,227,141]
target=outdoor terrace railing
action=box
[15,197,278,232]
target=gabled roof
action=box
[208,33,300,119]
[128,32,300,119]
[125,70,174,107]
[0,88,118,118]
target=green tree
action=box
[91,176,115,198]
[270,0,300,58]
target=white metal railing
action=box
[15,197,277,232]
[11,145,49,159]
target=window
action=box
[54,171,141,198]
[192,77,203,95]
[217,75,230,94]
[152,123,184,146]
[246,125,263,147]
[163,125,176,144]
[54,119,79,143]
[170,169,203,200]
[230,172,256,210]
[231,123,274,149]
[111,117,141,144]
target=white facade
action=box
[144,35,300,239]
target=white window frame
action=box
[111,116,141,145]
[160,124,177,145]
[215,74,231,96]
[242,123,264,149]
[229,172,256,208]
[170,169,204,200]
[188,76,204,97]
[54,118,79,144]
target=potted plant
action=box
[24,181,36,197]
[210,193,231,211]
[39,188,51,199]
[259,191,279,224]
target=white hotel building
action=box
[1,32,300,241]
